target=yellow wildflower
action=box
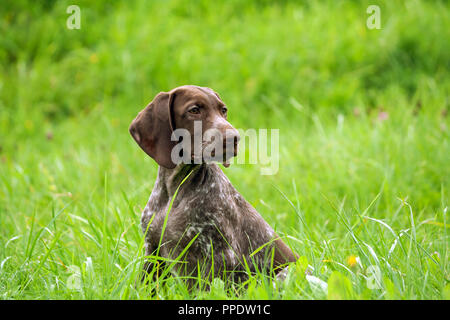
[347,255,358,268]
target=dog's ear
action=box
[129,92,177,169]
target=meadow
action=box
[0,0,449,299]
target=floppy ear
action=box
[129,92,177,169]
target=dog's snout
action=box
[223,128,240,158]
[224,129,240,144]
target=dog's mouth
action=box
[190,139,239,165]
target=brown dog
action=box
[130,85,296,286]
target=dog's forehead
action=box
[173,85,223,105]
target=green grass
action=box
[0,0,449,299]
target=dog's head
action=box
[129,85,240,169]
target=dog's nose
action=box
[224,128,240,145]
[223,128,240,157]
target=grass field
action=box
[0,0,449,299]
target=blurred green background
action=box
[0,0,448,299]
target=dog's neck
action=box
[157,163,200,196]
[155,163,226,199]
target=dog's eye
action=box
[221,107,228,115]
[188,106,201,114]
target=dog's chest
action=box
[143,170,241,258]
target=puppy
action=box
[130,85,296,287]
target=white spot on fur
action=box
[227,249,236,265]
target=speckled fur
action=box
[141,163,278,284]
[132,85,296,286]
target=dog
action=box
[129,85,296,287]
